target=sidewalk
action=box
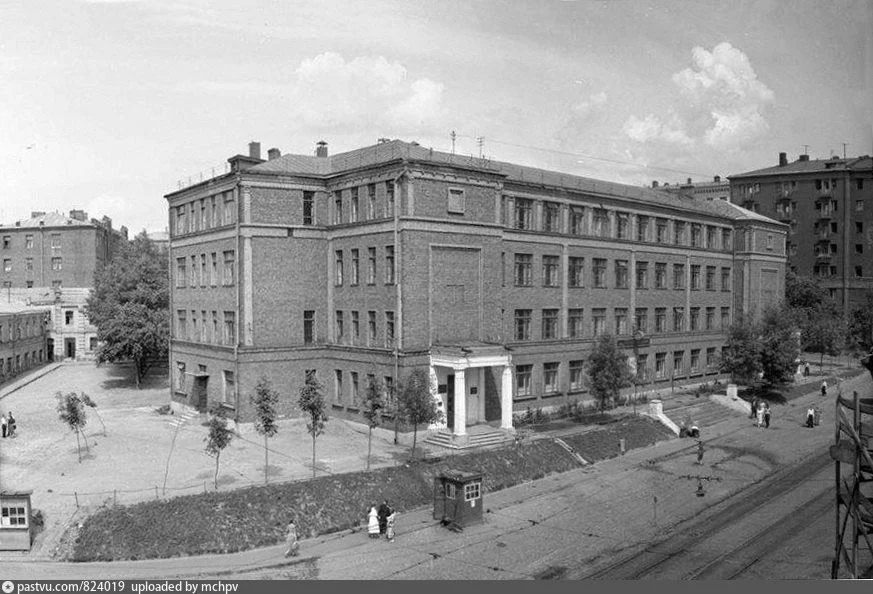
[0,362,63,400]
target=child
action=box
[284,520,299,557]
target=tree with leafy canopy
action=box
[586,334,633,412]
[204,403,234,489]
[848,290,873,355]
[56,391,89,463]
[804,306,846,372]
[759,305,801,387]
[86,231,169,388]
[298,371,328,478]
[397,368,442,461]
[361,375,385,471]
[250,376,280,485]
[79,392,106,436]
[720,315,763,385]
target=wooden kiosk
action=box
[433,470,484,532]
[0,490,33,551]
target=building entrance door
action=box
[64,338,76,359]
[47,339,54,362]
[446,374,455,430]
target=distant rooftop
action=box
[731,154,873,179]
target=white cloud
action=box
[572,91,607,117]
[622,113,692,145]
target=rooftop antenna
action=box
[450,130,456,155]
[842,142,848,159]
[477,136,484,159]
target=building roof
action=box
[730,155,873,179]
[146,229,170,242]
[1,211,92,230]
[0,300,50,315]
[251,139,776,224]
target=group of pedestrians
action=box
[1,411,16,438]
[750,399,772,428]
[368,500,396,543]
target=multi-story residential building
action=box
[729,152,873,314]
[654,176,730,202]
[0,211,128,360]
[0,301,50,384]
[165,139,787,444]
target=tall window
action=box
[335,370,344,404]
[616,213,629,239]
[706,307,716,330]
[673,221,685,245]
[303,310,315,344]
[570,206,585,235]
[201,200,209,230]
[176,361,186,393]
[385,181,395,217]
[568,309,583,338]
[543,362,559,393]
[673,263,685,290]
[514,198,533,230]
[447,188,465,214]
[189,203,196,232]
[514,254,532,286]
[542,309,558,339]
[706,226,717,249]
[673,307,685,332]
[385,245,395,284]
[351,311,360,342]
[51,257,63,270]
[350,372,359,406]
[335,311,344,342]
[543,202,560,232]
[637,216,649,242]
[614,308,628,335]
[350,249,359,285]
[211,253,218,286]
[25,234,33,249]
[334,192,343,224]
[634,308,648,333]
[385,311,395,346]
[212,311,218,343]
[636,261,649,289]
[655,263,666,289]
[212,196,220,227]
[189,255,197,286]
[200,255,207,287]
[655,353,667,379]
[176,310,186,340]
[514,309,532,340]
[176,258,186,288]
[51,234,61,248]
[335,250,344,285]
[569,360,585,391]
[223,311,235,345]
[656,218,668,243]
[350,187,359,222]
[593,258,607,288]
[173,204,183,235]
[224,193,236,224]
[542,255,560,287]
[690,224,702,247]
[705,266,716,291]
[690,265,701,290]
[721,307,731,329]
[593,209,609,237]
[223,251,235,286]
[368,311,377,345]
[673,351,684,376]
[367,247,376,284]
[516,364,532,398]
[722,229,732,251]
[569,256,584,287]
[592,308,606,336]
[690,307,700,331]
[721,267,731,291]
[190,310,198,342]
[615,260,628,289]
[303,191,315,225]
[367,184,376,219]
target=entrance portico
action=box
[428,345,514,445]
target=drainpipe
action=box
[393,165,408,444]
[234,179,241,422]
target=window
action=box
[64,310,73,326]
[636,262,649,289]
[176,361,186,393]
[634,308,648,333]
[201,200,208,229]
[2,259,10,273]
[385,311,395,346]
[212,311,218,343]
[655,353,667,379]
[707,347,717,368]
[367,247,376,284]
[656,218,668,243]
[673,263,685,290]
[223,251,235,285]
[176,258,186,287]
[223,370,234,403]
[350,249,359,285]
[593,209,609,237]
[200,255,207,287]
[334,192,343,224]
[1,236,9,249]
[514,309,532,340]
[350,187,359,222]
[615,260,628,289]
[858,179,864,190]
[350,372,359,406]
[831,222,838,233]
[335,370,344,404]
[189,202,196,232]
[25,280,33,288]
[568,309,583,338]
[223,311,235,345]
[303,191,315,225]
[385,245,395,284]
[635,354,648,380]
[592,308,606,336]
[351,311,360,342]
[51,233,61,248]
[189,255,197,286]
[673,307,685,332]
[516,364,533,398]
[367,184,376,219]
[542,309,558,339]
[766,233,774,250]
[570,206,585,235]
[616,213,629,239]
[224,193,236,224]
[721,307,730,329]
[335,250,344,285]
[543,201,560,232]
[690,265,701,290]
[705,266,716,290]
[514,254,532,286]
[690,349,700,372]
[637,216,649,242]
[706,307,715,330]
[722,229,732,251]
[542,255,560,287]
[212,196,220,227]
[857,244,864,255]
[368,311,377,345]
[856,222,864,234]
[543,362,559,393]
[566,360,586,391]
[614,308,628,335]
[721,267,731,291]
[569,256,584,287]
[514,198,533,230]
[448,188,466,214]
[385,181,395,217]
[673,351,684,376]
[177,310,187,339]
[855,266,863,278]
[303,311,315,345]
[857,200,864,212]
[190,310,198,341]
[690,307,700,331]
[706,226,717,249]
[25,235,33,249]
[691,224,702,247]
[335,311,344,342]
[673,221,685,245]
[655,263,667,289]
[593,258,607,288]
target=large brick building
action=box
[0,211,128,360]
[165,139,787,442]
[729,153,873,314]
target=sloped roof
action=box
[2,211,92,229]
[730,155,873,179]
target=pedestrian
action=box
[749,398,757,420]
[284,519,299,557]
[821,380,828,397]
[756,402,765,428]
[378,500,392,537]
[804,362,810,377]
[764,404,771,429]
[386,510,396,543]
[689,423,700,439]
[367,505,380,539]
[6,411,15,437]
[806,406,816,428]
[1,413,7,438]
[696,440,704,465]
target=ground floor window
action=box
[89,337,97,351]
[690,349,700,372]
[223,370,234,403]
[543,362,559,393]
[569,360,584,391]
[673,351,684,376]
[464,481,481,501]
[515,364,532,398]
[0,506,27,527]
[655,353,666,379]
[706,347,717,367]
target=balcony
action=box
[815,251,833,261]
[815,208,835,223]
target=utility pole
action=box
[477,136,484,159]
[450,130,456,155]
[842,142,848,159]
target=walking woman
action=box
[367,504,380,539]
[756,402,765,428]
[763,403,771,429]
[386,510,396,543]
[284,519,300,557]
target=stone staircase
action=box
[167,407,200,431]
[663,397,742,429]
[424,427,513,450]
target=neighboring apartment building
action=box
[165,139,787,443]
[655,176,730,202]
[0,211,128,360]
[0,301,50,383]
[729,153,873,314]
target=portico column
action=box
[453,368,467,436]
[501,366,513,429]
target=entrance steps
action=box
[425,427,513,450]
[168,407,200,430]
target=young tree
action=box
[720,315,763,385]
[250,376,280,485]
[204,403,235,489]
[586,334,633,411]
[848,290,873,354]
[56,392,89,463]
[805,306,846,372]
[397,368,442,461]
[86,231,169,388]
[298,371,328,478]
[361,375,385,471]
[79,392,107,436]
[759,306,802,387]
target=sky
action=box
[1,0,871,235]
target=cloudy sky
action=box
[1,0,871,234]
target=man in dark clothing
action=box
[378,500,392,536]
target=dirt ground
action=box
[0,362,417,559]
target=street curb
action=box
[0,362,64,401]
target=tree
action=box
[298,371,328,478]
[397,368,442,461]
[361,375,385,471]
[759,306,801,387]
[80,392,107,436]
[720,315,763,385]
[848,290,873,354]
[586,334,633,411]
[86,231,169,388]
[56,391,89,463]
[250,376,280,485]
[204,403,234,489]
[805,305,846,372]
[785,271,830,311]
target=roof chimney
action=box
[69,209,88,222]
[799,154,809,162]
[315,140,328,158]
[687,177,692,184]
[31,211,45,219]
[248,141,261,160]
[779,152,788,166]
[652,181,659,188]
[714,175,721,182]
[267,147,281,160]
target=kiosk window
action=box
[1,506,27,527]
[445,483,456,499]
[464,482,481,501]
